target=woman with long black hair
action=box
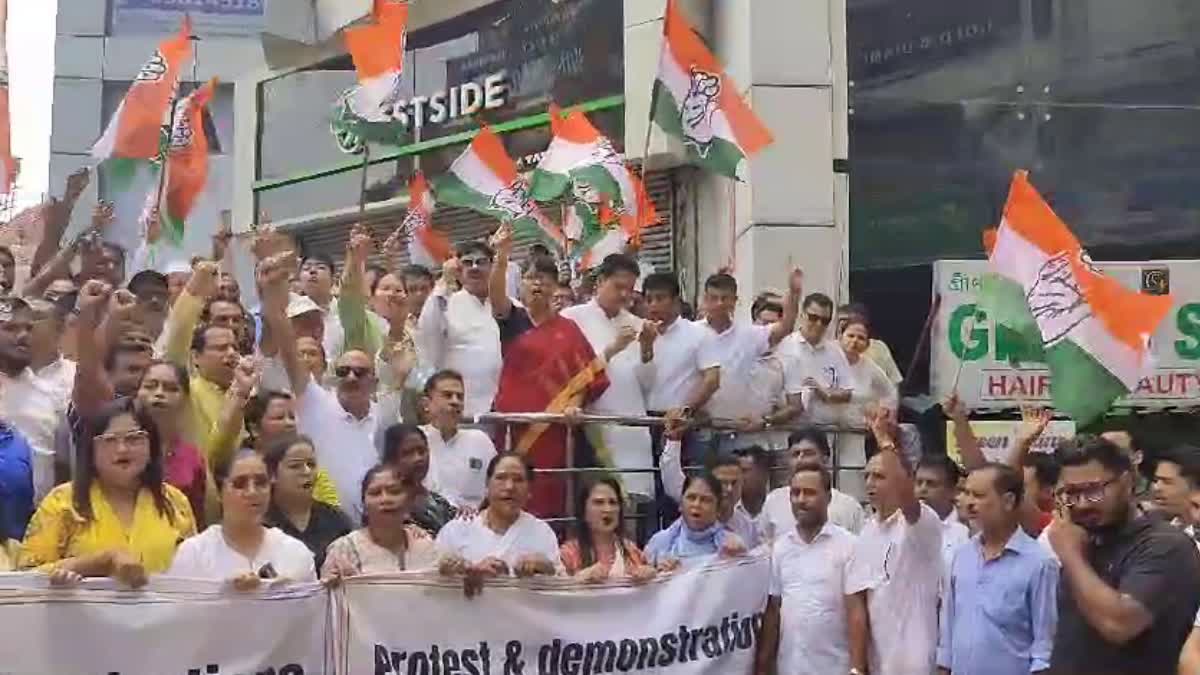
[559,477,654,583]
[20,399,196,585]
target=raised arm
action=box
[164,261,218,368]
[259,252,308,396]
[1008,406,1052,472]
[338,225,380,358]
[944,394,986,471]
[489,223,514,319]
[768,268,804,347]
[31,169,89,276]
[72,280,116,418]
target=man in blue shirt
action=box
[937,462,1058,675]
[0,422,34,542]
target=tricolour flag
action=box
[160,79,217,245]
[0,0,14,196]
[398,171,451,267]
[91,18,191,167]
[435,125,565,251]
[336,0,409,145]
[529,104,634,207]
[652,0,773,180]
[978,171,1173,425]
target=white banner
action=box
[340,556,770,675]
[0,574,330,675]
[931,259,1200,411]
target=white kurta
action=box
[845,504,944,675]
[560,301,655,497]
[435,511,563,572]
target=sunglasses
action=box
[806,312,832,325]
[335,365,373,379]
[458,257,491,269]
[230,474,271,492]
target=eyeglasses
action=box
[1055,476,1120,507]
[95,430,150,447]
[335,365,373,379]
[806,312,832,325]
[229,474,271,492]
[458,257,491,269]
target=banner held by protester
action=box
[341,555,769,675]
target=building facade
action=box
[50,0,269,254]
[231,0,849,307]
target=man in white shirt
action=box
[642,272,719,526]
[846,445,943,675]
[420,370,496,510]
[916,454,971,573]
[262,250,392,524]
[560,254,657,500]
[417,241,502,417]
[698,269,803,451]
[755,461,856,675]
[0,297,67,500]
[641,272,719,419]
[762,428,866,537]
[784,292,853,424]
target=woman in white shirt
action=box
[838,318,898,430]
[168,450,317,588]
[436,452,561,597]
[321,465,438,578]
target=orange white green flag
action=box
[333,0,410,149]
[393,171,451,268]
[978,171,1173,425]
[529,104,634,206]
[91,17,191,171]
[651,0,773,180]
[435,125,565,251]
[158,79,217,245]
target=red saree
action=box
[493,313,609,518]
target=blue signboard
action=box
[111,0,266,37]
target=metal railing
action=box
[465,412,871,525]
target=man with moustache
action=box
[417,240,503,417]
[754,461,856,675]
[1046,435,1200,675]
[937,463,1057,675]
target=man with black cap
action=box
[127,269,170,348]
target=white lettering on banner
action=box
[340,555,770,675]
[931,259,1200,411]
[945,420,1077,464]
[0,574,329,675]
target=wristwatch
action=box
[848,669,864,675]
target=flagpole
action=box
[358,143,371,216]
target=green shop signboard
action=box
[931,260,1200,411]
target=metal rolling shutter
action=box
[286,169,677,274]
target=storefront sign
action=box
[931,259,1200,412]
[112,0,265,37]
[387,71,510,131]
[945,420,1077,464]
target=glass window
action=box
[255,0,623,206]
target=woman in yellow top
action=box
[246,391,340,507]
[20,400,196,586]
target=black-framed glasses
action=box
[806,312,832,325]
[1055,476,1121,507]
[335,366,372,379]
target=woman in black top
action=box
[261,434,351,574]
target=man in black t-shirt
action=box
[1047,435,1200,675]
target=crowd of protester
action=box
[2,169,1200,674]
